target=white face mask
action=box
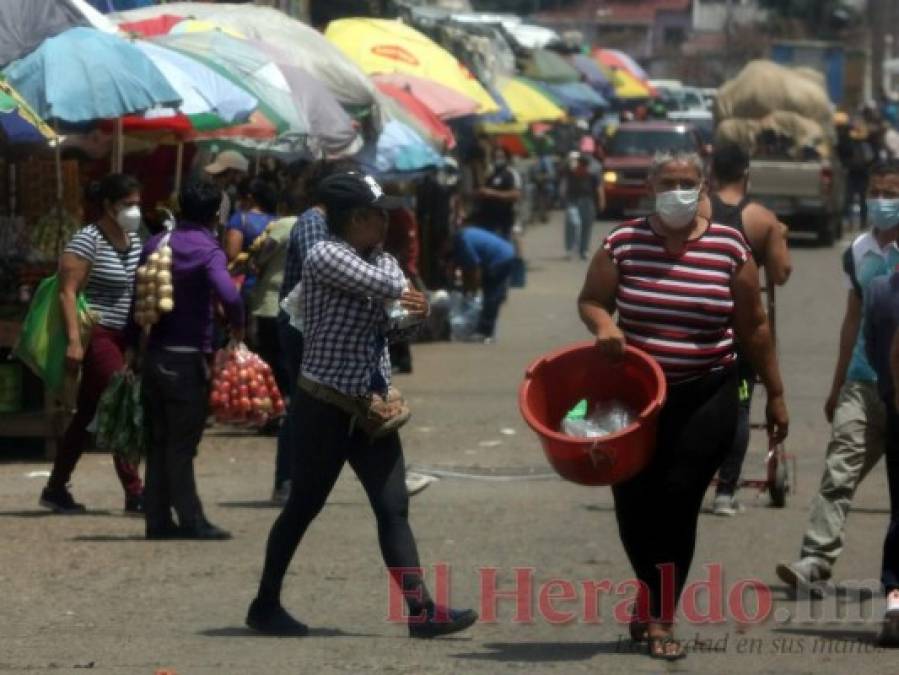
[116,205,142,233]
[655,188,700,230]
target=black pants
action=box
[142,350,209,528]
[845,171,869,229]
[274,315,304,489]
[257,388,431,610]
[716,359,755,496]
[613,368,739,622]
[882,399,899,592]
[255,315,289,395]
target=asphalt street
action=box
[0,214,895,674]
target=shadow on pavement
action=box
[768,583,877,602]
[0,509,116,518]
[218,500,359,510]
[72,534,148,542]
[452,640,635,662]
[199,626,376,639]
[772,627,878,644]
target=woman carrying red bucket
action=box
[576,151,789,660]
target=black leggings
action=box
[257,388,430,611]
[613,367,739,623]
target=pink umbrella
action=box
[371,72,479,120]
[593,48,649,82]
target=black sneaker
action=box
[408,606,478,639]
[145,521,182,540]
[39,486,86,514]
[124,494,144,515]
[179,520,232,540]
[246,599,309,636]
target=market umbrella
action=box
[0,78,56,144]
[535,80,608,115]
[522,49,580,84]
[357,119,444,175]
[569,54,615,98]
[111,3,377,109]
[153,31,305,136]
[3,27,180,123]
[481,77,565,135]
[0,0,119,67]
[371,73,479,120]
[325,18,499,115]
[593,48,649,82]
[132,40,257,132]
[169,19,244,39]
[606,67,654,99]
[375,82,455,150]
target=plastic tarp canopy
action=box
[522,49,580,84]
[111,2,377,108]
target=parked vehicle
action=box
[601,122,706,216]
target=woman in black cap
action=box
[247,171,477,638]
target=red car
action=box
[601,122,706,216]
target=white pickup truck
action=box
[748,157,845,246]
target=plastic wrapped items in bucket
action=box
[519,342,667,486]
[560,399,638,438]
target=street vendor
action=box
[577,151,788,661]
[139,180,245,540]
[40,174,144,515]
[247,171,477,638]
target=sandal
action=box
[647,635,687,661]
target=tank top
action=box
[710,193,759,261]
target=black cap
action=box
[316,172,404,212]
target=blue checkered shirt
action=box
[279,206,329,302]
[301,240,406,396]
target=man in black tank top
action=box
[707,142,793,516]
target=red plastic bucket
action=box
[519,342,667,486]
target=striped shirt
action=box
[65,224,141,330]
[603,218,751,383]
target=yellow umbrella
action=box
[605,66,652,99]
[326,18,499,114]
[481,77,565,134]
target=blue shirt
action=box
[844,233,899,382]
[454,226,515,272]
[863,273,899,399]
[227,210,274,291]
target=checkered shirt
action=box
[301,240,406,396]
[279,206,329,302]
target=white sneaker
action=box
[776,557,831,593]
[405,472,436,497]
[712,494,738,517]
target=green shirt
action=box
[248,216,296,318]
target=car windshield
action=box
[606,129,697,156]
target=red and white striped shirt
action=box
[603,218,751,383]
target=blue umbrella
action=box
[570,54,616,100]
[356,120,443,175]
[4,27,180,123]
[531,80,608,117]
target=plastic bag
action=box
[449,291,482,341]
[560,399,637,438]
[280,281,304,333]
[13,274,94,394]
[95,371,147,465]
[209,342,286,428]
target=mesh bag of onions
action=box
[209,341,286,428]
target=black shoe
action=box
[124,493,144,515]
[179,520,232,540]
[145,521,182,540]
[409,606,478,639]
[246,599,309,636]
[39,486,86,514]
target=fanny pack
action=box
[298,376,410,439]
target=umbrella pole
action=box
[174,141,184,194]
[115,118,124,173]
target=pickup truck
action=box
[748,157,844,246]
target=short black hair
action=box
[248,178,279,214]
[179,180,222,225]
[712,141,750,184]
[307,159,359,205]
[84,173,140,207]
[871,160,899,178]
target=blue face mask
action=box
[867,198,899,231]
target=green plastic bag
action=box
[13,275,93,394]
[95,372,148,465]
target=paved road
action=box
[0,216,894,674]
